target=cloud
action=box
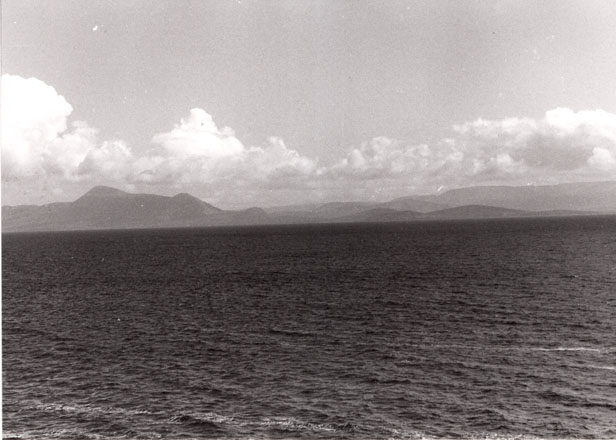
[75,137,134,180]
[2,74,74,179]
[451,107,616,178]
[1,75,317,204]
[329,136,456,181]
[1,74,131,182]
[151,108,244,159]
[3,74,616,206]
[330,108,616,191]
[140,109,318,188]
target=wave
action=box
[26,399,156,417]
[18,399,350,436]
[20,399,236,427]
[407,343,612,353]
[383,431,604,440]
[11,398,615,440]
[4,423,610,440]
[3,429,608,440]
[268,327,320,338]
[2,429,177,440]
[168,414,225,434]
[168,410,235,426]
[587,364,616,371]
[253,416,342,433]
[528,347,603,352]
[2,428,128,439]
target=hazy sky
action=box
[3,0,616,207]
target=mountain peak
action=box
[172,192,222,213]
[80,186,128,198]
[172,192,200,201]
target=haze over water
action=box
[3,217,616,439]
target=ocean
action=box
[3,217,616,440]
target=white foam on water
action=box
[386,433,590,440]
[12,399,615,440]
[167,410,236,426]
[253,416,338,433]
[168,412,344,434]
[587,364,616,371]
[3,427,609,440]
[2,433,32,440]
[24,399,156,418]
[2,429,106,440]
[529,347,603,352]
[407,344,610,354]
[191,411,236,425]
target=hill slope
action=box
[420,181,616,212]
[3,181,613,232]
[1,186,263,232]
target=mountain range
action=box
[3,181,615,232]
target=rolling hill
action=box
[2,186,265,232]
[2,181,613,232]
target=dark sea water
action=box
[3,217,616,440]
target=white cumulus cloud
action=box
[330,108,616,193]
[140,109,318,188]
[2,74,74,179]
[452,107,616,178]
[1,74,132,182]
[1,75,319,205]
[151,108,244,159]
[3,73,616,206]
[330,136,456,181]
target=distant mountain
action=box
[319,205,596,224]
[423,205,528,219]
[332,208,421,223]
[264,181,616,222]
[2,181,613,232]
[76,185,130,199]
[2,186,266,232]
[312,201,379,218]
[264,198,445,216]
[263,201,379,218]
[420,181,616,212]
[380,196,448,213]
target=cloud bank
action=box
[2,74,616,206]
[330,108,616,189]
[1,74,133,185]
[140,108,318,188]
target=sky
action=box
[3,0,616,208]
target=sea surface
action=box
[3,217,616,440]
